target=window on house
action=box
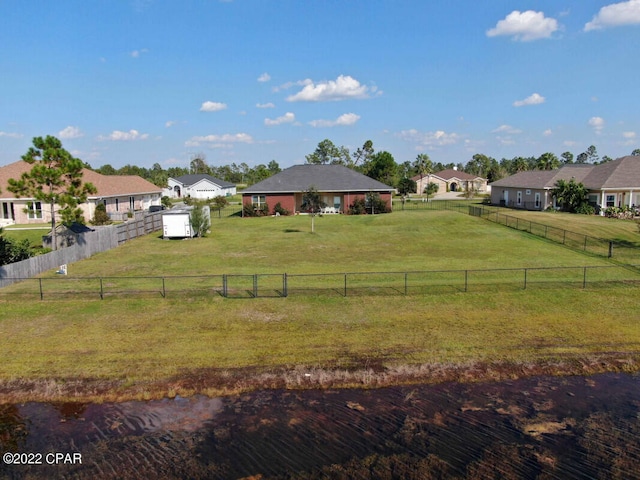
[27,201,43,219]
[115,198,119,211]
[526,190,531,195]
[129,196,135,211]
[516,191,522,206]
[252,195,266,207]
[606,195,615,207]
[534,193,541,209]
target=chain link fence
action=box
[1,264,638,299]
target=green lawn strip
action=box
[479,207,640,246]
[1,288,639,387]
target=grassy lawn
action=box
[481,206,640,245]
[2,224,48,247]
[1,209,639,402]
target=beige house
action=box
[0,160,163,226]
[489,155,640,212]
[413,168,488,196]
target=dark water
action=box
[2,373,640,479]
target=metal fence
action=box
[0,213,163,286]
[1,264,638,300]
[468,205,640,263]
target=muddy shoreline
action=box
[2,353,639,404]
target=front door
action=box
[503,190,509,206]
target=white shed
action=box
[162,209,193,239]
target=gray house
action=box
[490,155,640,212]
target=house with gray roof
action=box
[165,174,236,200]
[489,155,640,212]
[241,164,394,215]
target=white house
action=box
[165,174,236,200]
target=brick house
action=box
[241,164,394,215]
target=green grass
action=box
[1,209,639,402]
[2,225,47,247]
[483,206,640,246]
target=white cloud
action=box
[0,131,23,139]
[264,112,296,126]
[256,102,275,109]
[622,131,637,144]
[397,129,461,147]
[543,129,553,136]
[58,126,83,139]
[492,125,522,134]
[98,129,149,141]
[585,0,640,31]
[589,116,605,134]
[185,133,254,147]
[165,120,176,128]
[130,48,148,58]
[286,75,379,102]
[257,72,271,82]
[487,10,560,41]
[200,101,228,112]
[309,113,361,127]
[513,93,545,107]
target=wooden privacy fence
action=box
[0,213,163,287]
[2,264,639,299]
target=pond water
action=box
[1,373,640,479]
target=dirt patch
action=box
[1,353,640,404]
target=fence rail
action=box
[468,205,640,263]
[1,264,638,299]
[0,213,164,286]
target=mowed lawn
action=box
[1,209,639,401]
[35,210,627,277]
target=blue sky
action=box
[1,1,639,170]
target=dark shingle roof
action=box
[490,165,594,189]
[490,156,640,190]
[242,164,394,193]
[174,174,235,188]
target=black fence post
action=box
[583,267,587,289]
[523,269,527,290]
[404,272,408,295]
[39,278,43,300]
[222,274,227,298]
[253,274,258,298]
[609,242,613,258]
[161,277,166,298]
[464,270,468,292]
[344,273,347,297]
[100,278,103,300]
[283,273,288,297]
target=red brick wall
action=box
[242,194,296,215]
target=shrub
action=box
[274,202,290,216]
[576,203,595,215]
[604,206,635,219]
[348,197,367,215]
[189,204,210,237]
[0,229,33,266]
[242,203,269,217]
[91,203,111,226]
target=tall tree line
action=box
[92,140,640,192]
